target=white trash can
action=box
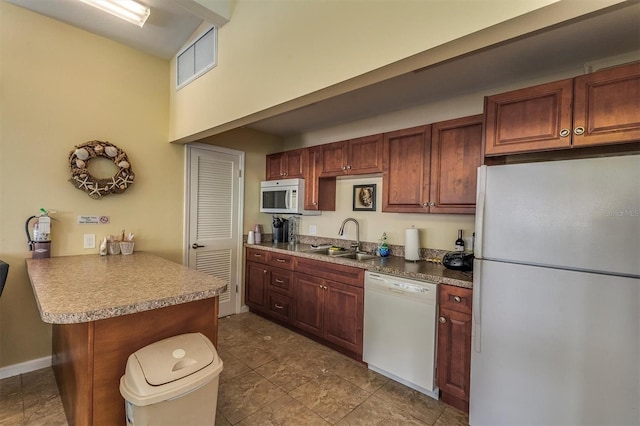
[119,333,223,426]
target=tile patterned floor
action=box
[0,312,469,425]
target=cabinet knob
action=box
[574,126,585,135]
[263,270,267,274]
[275,279,284,283]
[559,129,570,137]
[341,166,347,170]
[313,202,318,206]
[429,201,436,207]
[454,296,461,303]
[347,165,352,170]
[274,304,284,309]
[439,317,447,324]
[276,258,286,263]
[422,202,429,207]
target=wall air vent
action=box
[176,26,217,89]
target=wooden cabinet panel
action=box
[266,291,292,323]
[430,115,483,214]
[348,134,383,174]
[246,247,268,264]
[382,125,431,213]
[320,141,347,177]
[292,273,324,337]
[437,284,472,413]
[295,257,364,287]
[319,135,383,177]
[266,149,304,180]
[484,79,573,156]
[268,252,294,270]
[245,262,268,311]
[573,62,640,147]
[269,268,293,296]
[485,62,640,156]
[304,147,336,211]
[323,280,363,355]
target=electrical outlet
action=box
[309,225,317,235]
[84,234,96,249]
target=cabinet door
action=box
[382,125,431,213]
[484,79,573,156]
[292,273,324,337]
[304,147,336,211]
[323,280,364,356]
[284,149,304,178]
[572,62,640,147]
[245,262,268,311]
[348,134,383,174]
[265,153,285,180]
[437,307,471,410]
[320,141,348,177]
[430,115,483,214]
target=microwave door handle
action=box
[285,190,290,209]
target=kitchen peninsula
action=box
[26,252,227,426]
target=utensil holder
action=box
[119,241,135,255]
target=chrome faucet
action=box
[338,218,360,252]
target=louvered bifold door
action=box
[188,147,240,317]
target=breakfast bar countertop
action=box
[26,252,227,324]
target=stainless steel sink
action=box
[304,247,378,261]
[332,252,378,261]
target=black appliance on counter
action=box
[442,251,474,271]
[272,217,289,243]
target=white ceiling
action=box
[4,0,211,59]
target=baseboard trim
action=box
[0,356,52,379]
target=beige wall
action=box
[0,3,180,367]
[169,0,570,141]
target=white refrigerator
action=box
[470,155,640,426]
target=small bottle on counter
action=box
[455,229,465,252]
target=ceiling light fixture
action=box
[78,0,151,27]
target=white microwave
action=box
[260,178,321,215]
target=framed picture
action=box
[353,184,376,211]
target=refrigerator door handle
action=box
[474,166,487,259]
[473,259,482,353]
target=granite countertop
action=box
[26,252,228,324]
[247,242,473,289]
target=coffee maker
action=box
[272,217,289,243]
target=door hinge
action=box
[238,169,242,178]
[236,284,239,294]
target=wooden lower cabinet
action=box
[437,284,472,413]
[292,273,364,357]
[245,248,365,359]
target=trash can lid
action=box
[133,333,215,386]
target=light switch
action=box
[309,225,317,235]
[84,234,96,249]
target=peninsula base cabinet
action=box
[245,248,365,359]
[52,298,219,426]
[437,284,472,413]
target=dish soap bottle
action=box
[378,232,390,257]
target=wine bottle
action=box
[455,229,465,252]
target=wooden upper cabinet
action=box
[382,125,431,213]
[266,149,304,180]
[320,134,383,177]
[430,115,483,214]
[485,62,640,156]
[303,147,336,211]
[484,78,573,156]
[572,62,640,147]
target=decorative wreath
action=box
[68,140,135,199]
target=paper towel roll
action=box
[404,227,420,261]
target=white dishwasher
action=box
[363,271,439,399]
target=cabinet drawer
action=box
[246,248,268,264]
[269,269,293,296]
[296,257,364,287]
[267,292,292,323]
[268,252,294,270]
[439,284,472,315]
